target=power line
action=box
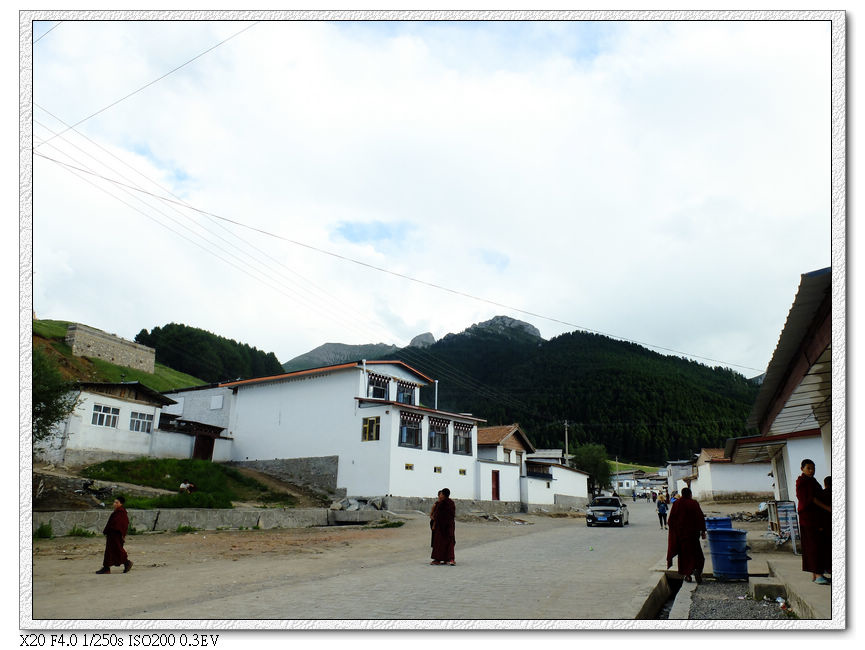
[32,152,762,374]
[35,22,259,148]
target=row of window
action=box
[362,414,473,455]
[367,374,416,405]
[91,404,153,433]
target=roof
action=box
[747,267,831,436]
[220,360,433,389]
[78,381,176,406]
[724,428,822,464]
[355,398,487,423]
[476,424,536,453]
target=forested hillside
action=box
[389,324,759,465]
[135,323,284,384]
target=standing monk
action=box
[666,487,706,583]
[430,487,456,566]
[796,459,831,584]
[96,496,132,574]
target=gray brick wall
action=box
[65,323,155,373]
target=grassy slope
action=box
[33,319,205,392]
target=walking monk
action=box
[96,496,132,574]
[666,487,706,583]
[430,488,456,566]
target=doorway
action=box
[491,470,500,501]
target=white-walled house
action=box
[34,382,234,466]
[213,360,484,500]
[687,448,773,503]
[521,458,589,507]
[476,424,535,502]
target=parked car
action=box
[585,496,629,527]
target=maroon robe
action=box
[666,496,706,577]
[431,497,455,563]
[796,474,831,574]
[102,507,129,568]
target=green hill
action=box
[33,320,206,392]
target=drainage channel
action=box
[655,577,683,619]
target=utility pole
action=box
[564,420,568,467]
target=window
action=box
[398,412,423,448]
[362,416,380,441]
[428,417,449,453]
[367,374,388,399]
[209,395,224,410]
[129,411,153,433]
[405,463,414,471]
[459,469,467,476]
[504,449,512,463]
[434,466,442,473]
[91,404,119,428]
[396,382,415,405]
[453,422,473,455]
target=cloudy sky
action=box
[28,16,835,376]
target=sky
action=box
[26,16,836,377]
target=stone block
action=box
[749,577,787,601]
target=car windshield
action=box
[591,498,619,507]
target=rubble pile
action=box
[728,510,768,522]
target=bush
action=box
[124,491,233,510]
[34,522,53,539]
[175,525,199,533]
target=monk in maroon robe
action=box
[666,487,706,583]
[796,459,831,584]
[96,496,132,574]
[430,488,456,565]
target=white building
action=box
[36,382,232,466]
[687,448,773,503]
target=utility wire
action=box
[32,151,762,374]
[35,22,259,148]
[33,21,63,44]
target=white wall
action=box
[62,391,163,458]
[476,461,520,501]
[691,462,773,502]
[783,436,829,509]
[522,475,556,505]
[162,386,233,429]
[150,430,194,459]
[551,466,589,500]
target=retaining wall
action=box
[230,457,344,498]
[383,495,523,515]
[65,323,155,373]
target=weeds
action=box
[34,522,53,539]
[175,525,200,534]
[67,525,97,537]
[364,519,405,529]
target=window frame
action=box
[428,417,449,453]
[367,374,388,400]
[398,412,423,449]
[129,411,153,433]
[361,416,381,441]
[453,423,473,456]
[91,404,120,428]
[396,381,415,405]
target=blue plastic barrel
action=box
[705,516,733,530]
[707,528,750,580]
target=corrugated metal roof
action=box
[746,267,831,434]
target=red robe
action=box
[796,474,831,574]
[102,507,129,568]
[666,496,706,577]
[431,497,455,562]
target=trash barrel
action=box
[707,528,750,580]
[705,516,733,530]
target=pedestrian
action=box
[430,487,456,566]
[796,459,831,584]
[95,496,132,574]
[652,491,657,503]
[666,487,706,583]
[657,496,668,529]
[632,490,637,502]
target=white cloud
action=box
[29,17,833,373]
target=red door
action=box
[491,470,500,501]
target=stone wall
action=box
[230,457,345,498]
[65,323,155,373]
[33,507,332,537]
[383,495,524,515]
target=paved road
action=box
[32,498,669,622]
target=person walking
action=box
[665,487,706,583]
[430,488,456,566]
[657,496,668,529]
[95,496,132,574]
[796,459,831,584]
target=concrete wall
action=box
[162,386,234,430]
[691,462,774,503]
[65,323,155,373]
[476,460,520,502]
[33,508,332,537]
[383,495,522,516]
[232,457,343,497]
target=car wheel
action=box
[586,521,592,527]
[617,519,624,528]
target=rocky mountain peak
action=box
[465,316,543,340]
[409,332,436,348]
